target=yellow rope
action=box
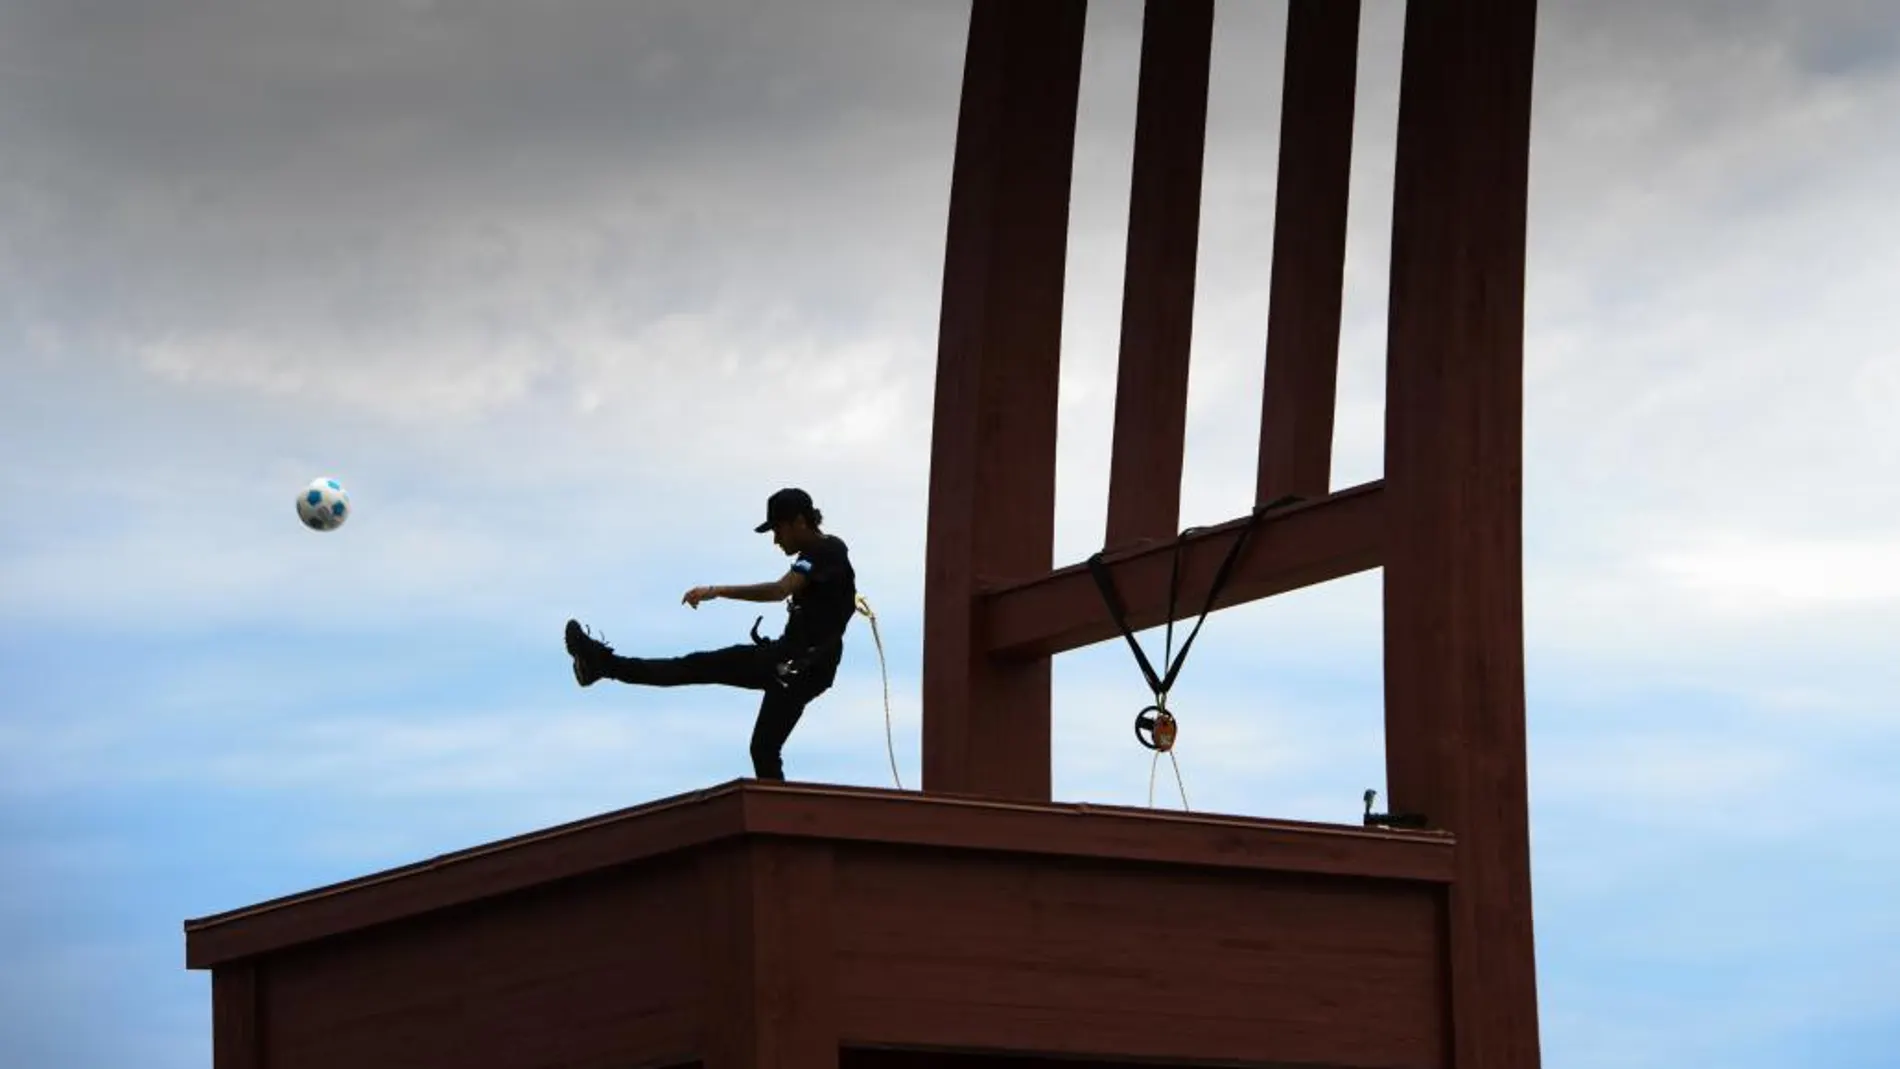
[854,594,902,789]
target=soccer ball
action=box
[297,477,351,532]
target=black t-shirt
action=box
[781,534,856,651]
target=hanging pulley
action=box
[1089,494,1306,760]
[1133,704,1177,752]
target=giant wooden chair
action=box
[185,3,1542,1067]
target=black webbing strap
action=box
[1086,495,1305,706]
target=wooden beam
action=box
[920,0,1088,801]
[1103,0,1215,550]
[211,963,263,1069]
[1256,0,1360,504]
[1380,1,1542,1067]
[981,481,1384,660]
[699,840,839,1069]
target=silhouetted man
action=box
[563,487,857,781]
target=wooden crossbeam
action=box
[1103,0,1215,550]
[1257,0,1360,504]
[981,481,1385,660]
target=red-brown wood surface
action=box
[737,781,1453,884]
[700,839,842,1069]
[698,843,755,1069]
[841,1054,1392,1069]
[1381,2,1542,1068]
[185,780,1453,970]
[832,847,1448,1068]
[210,963,261,1069]
[919,0,1087,801]
[982,480,1384,659]
[1256,0,1360,504]
[842,1053,1420,1069]
[1102,0,1213,551]
[186,782,1453,1069]
[251,856,704,1068]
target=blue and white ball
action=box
[297,477,351,532]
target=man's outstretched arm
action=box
[684,570,809,607]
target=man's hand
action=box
[682,585,720,609]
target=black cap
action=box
[754,487,815,533]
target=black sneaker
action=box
[564,618,613,687]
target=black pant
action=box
[596,642,836,781]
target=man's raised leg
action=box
[565,619,773,690]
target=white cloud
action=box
[1648,532,1900,615]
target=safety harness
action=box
[749,615,832,689]
[748,601,902,789]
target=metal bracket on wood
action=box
[1362,789,1429,830]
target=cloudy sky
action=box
[3,0,1897,1065]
